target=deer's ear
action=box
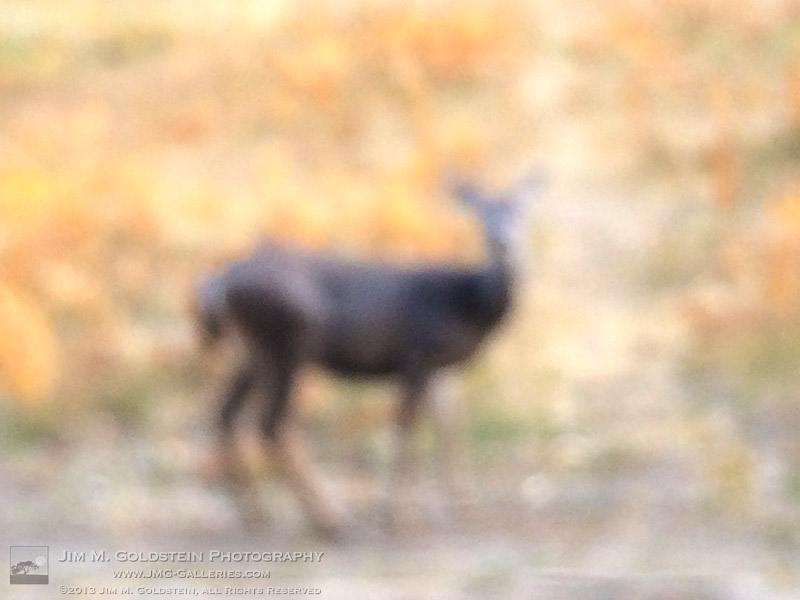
[452,183,487,210]
[510,169,548,210]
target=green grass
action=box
[784,471,800,502]
[94,370,160,428]
[467,409,540,466]
[84,26,171,66]
[0,403,60,449]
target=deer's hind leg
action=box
[258,349,349,539]
[217,363,268,526]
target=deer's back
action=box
[222,246,510,376]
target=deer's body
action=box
[196,176,540,536]
[200,246,512,378]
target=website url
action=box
[113,569,271,579]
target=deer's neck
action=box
[472,255,513,329]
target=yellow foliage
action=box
[789,55,800,125]
[765,193,800,315]
[402,3,518,79]
[0,167,61,227]
[0,0,530,403]
[266,197,333,250]
[708,81,740,211]
[769,193,800,234]
[37,260,106,314]
[0,285,58,403]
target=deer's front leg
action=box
[429,371,474,520]
[381,373,428,532]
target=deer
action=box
[194,173,543,538]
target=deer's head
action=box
[453,171,545,266]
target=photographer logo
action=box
[10,546,49,585]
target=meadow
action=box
[2,1,800,597]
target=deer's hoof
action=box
[310,513,356,543]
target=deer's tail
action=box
[193,271,228,346]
